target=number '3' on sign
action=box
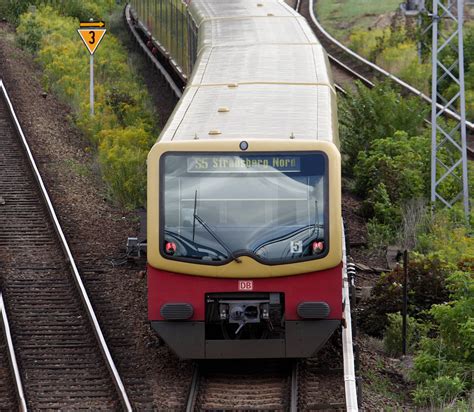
[77,29,106,55]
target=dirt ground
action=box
[0,18,414,410]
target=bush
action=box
[352,130,431,241]
[416,207,474,265]
[359,255,450,337]
[98,126,154,207]
[413,376,467,408]
[354,131,430,202]
[2,0,30,25]
[383,312,427,357]
[339,81,427,175]
[349,28,384,58]
[16,5,159,208]
[411,271,474,407]
[348,25,430,93]
[366,219,397,253]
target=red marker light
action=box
[165,242,177,255]
[312,241,324,254]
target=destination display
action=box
[186,155,301,173]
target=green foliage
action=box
[98,126,154,208]
[2,0,30,25]
[16,5,159,208]
[321,3,474,118]
[359,255,450,337]
[366,218,396,251]
[413,376,467,408]
[354,131,430,205]
[350,125,466,247]
[411,271,474,407]
[16,11,43,54]
[364,183,400,225]
[376,43,430,94]
[348,28,384,55]
[339,81,427,175]
[383,312,427,357]
[416,207,474,265]
[348,25,430,93]
[3,0,116,23]
[315,0,401,40]
[352,131,432,245]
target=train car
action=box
[130,0,342,359]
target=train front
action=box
[147,140,342,359]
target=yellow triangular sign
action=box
[77,29,106,55]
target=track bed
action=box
[0,91,122,410]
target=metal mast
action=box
[429,0,470,216]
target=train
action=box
[129,0,343,359]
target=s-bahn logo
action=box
[238,280,253,291]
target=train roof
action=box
[159,0,338,144]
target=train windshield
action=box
[161,152,328,264]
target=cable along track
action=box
[0,81,132,411]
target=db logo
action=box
[238,280,253,291]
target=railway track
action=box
[0,292,25,411]
[186,360,295,411]
[0,330,17,410]
[299,0,474,158]
[0,80,132,410]
[184,346,348,411]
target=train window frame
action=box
[158,151,330,266]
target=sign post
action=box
[77,21,106,116]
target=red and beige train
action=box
[129,0,343,359]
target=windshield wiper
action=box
[193,214,242,263]
[192,190,198,241]
[253,223,323,253]
[193,190,241,263]
[299,200,320,246]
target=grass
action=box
[362,369,408,405]
[315,0,401,40]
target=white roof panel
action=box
[191,44,330,86]
[161,84,335,141]
[199,16,316,52]
[158,0,338,147]
[189,0,297,24]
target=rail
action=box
[290,361,299,412]
[308,0,474,132]
[0,292,27,412]
[342,222,359,411]
[0,79,133,412]
[185,361,300,411]
[185,364,200,412]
